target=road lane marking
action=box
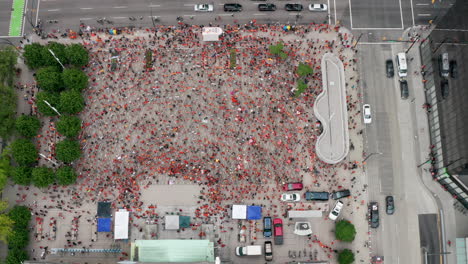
[47,9,60,11]
[352,27,404,30]
[418,14,431,16]
[113,6,127,9]
[22,0,27,37]
[111,17,127,19]
[183,14,196,16]
[410,0,415,26]
[148,4,160,7]
[348,0,353,28]
[80,18,92,20]
[218,13,232,16]
[35,0,40,27]
[332,0,335,25]
[80,7,93,10]
[398,0,404,28]
[416,3,429,5]
[253,13,266,16]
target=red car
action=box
[282,182,304,191]
[273,218,284,245]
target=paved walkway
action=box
[314,53,349,164]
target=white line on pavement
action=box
[410,0,415,26]
[111,17,127,19]
[358,42,401,45]
[253,13,266,16]
[332,0,335,25]
[47,9,60,11]
[218,13,232,16]
[35,0,41,27]
[113,6,127,9]
[22,0,28,36]
[80,18,92,20]
[183,14,196,17]
[348,0,353,28]
[416,3,429,5]
[398,0,404,28]
[80,7,93,10]
[148,4,160,7]
[417,14,431,16]
[352,27,404,30]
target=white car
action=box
[281,193,301,202]
[194,4,214,12]
[308,4,327,11]
[328,201,343,221]
[363,104,372,124]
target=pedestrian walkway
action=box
[314,53,349,164]
[8,0,25,36]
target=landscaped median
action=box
[9,0,25,36]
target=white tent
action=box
[114,209,129,240]
[202,27,223,42]
[165,215,180,230]
[232,205,247,219]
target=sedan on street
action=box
[224,3,242,12]
[308,4,327,11]
[363,104,372,124]
[386,59,394,78]
[328,200,343,221]
[281,193,301,202]
[386,196,395,215]
[258,3,276,11]
[194,4,214,11]
[282,182,303,191]
[285,4,303,11]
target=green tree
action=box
[0,84,17,139]
[59,90,84,114]
[0,47,18,86]
[62,68,88,91]
[11,166,32,185]
[0,147,12,191]
[23,43,44,69]
[335,220,357,242]
[65,44,89,67]
[269,42,284,55]
[56,166,77,185]
[55,139,81,163]
[41,42,68,67]
[15,115,41,138]
[11,139,37,166]
[295,79,308,97]
[7,229,29,249]
[56,115,81,138]
[36,91,60,116]
[32,167,55,188]
[0,214,14,243]
[36,66,63,92]
[8,206,31,229]
[338,249,355,264]
[297,62,313,77]
[5,248,28,264]
[0,201,8,212]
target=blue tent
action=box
[97,218,112,232]
[247,206,262,220]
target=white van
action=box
[439,53,449,77]
[396,53,407,77]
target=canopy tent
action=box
[232,205,247,219]
[114,210,129,240]
[247,206,262,220]
[131,240,215,263]
[202,27,223,42]
[97,218,112,232]
[97,202,111,218]
[179,216,191,228]
[165,215,179,230]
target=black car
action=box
[304,191,329,201]
[385,59,394,78]
[264,241,273,261]
[369,202,379,228]
[450,60,458,79]
[285,4,303,11]
[224,3,242,12]
[400,80,408,99]
[258,3,276,11]
[331,189,351,200]
[386,196,395,215]
[441,79,449,99]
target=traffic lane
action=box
[419,214,441,264]
[0,0,13,36]
[350,0,402,29]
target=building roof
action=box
[132,240,215,263]
[114,210,129,239]
[165,215,180,230]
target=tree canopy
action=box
[11,139,37,166]
[0,148,12,191]
[32,167,55,188]
[41,42,68,67]
[338,249,355,264]
[7,229,29,249]
[295,79,308,97]
[297,62,313,77]
[36,66,63,92]
[56,115,81,138]
[55,139,81,163]
[15,115,41,138]
[59,90,84,114]
[36,91,60,116]
[56,166,77,185]
[0,84,17,139]
[62,68,88,92]
[0,47,18,86]
[65,44,89,67]
[5,248,28,264]
[0,214,14,243]
[8,206,31,229]
[335,220,357,242]
[11,166,32,185]
[23,43,45,69]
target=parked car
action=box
[386,196,394,215]
[258,3,276,11]
[450,60,458,79]
[283,182,304,191]
[363,104,372,124]
[329,200,344,221]
[441,79,449,99]
[400,80,408,99]
[304,191,329,201]
[369,202,379,228]
[385,59,394,78]
[308,3,327,11]
[264,241,273,261]
[281,193,301,202]
[224,3,242,12]
[439,52,449,77]
[285,4,303,11]
[273,218,283,245]
[194,4,213,11]
[331,189,351,200]
[263,217,272,237]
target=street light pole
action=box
[43,100,61,116]
[48,49,65,69]
[363,152,383,162]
